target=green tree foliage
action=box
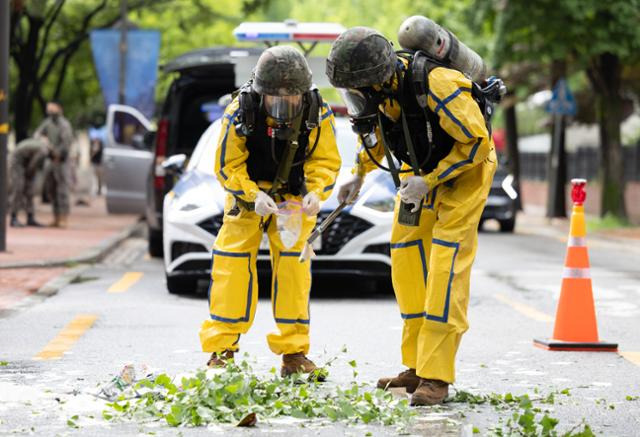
[10,0,162,139]
[8,0,262,137]
[484,0,640,219]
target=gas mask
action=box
[48,112,60,122]
[263,94,303,140]
[338,87,381,137]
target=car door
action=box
[104,104,155,214]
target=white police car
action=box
[161,116,395,294]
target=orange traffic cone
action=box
[534,179,617,352]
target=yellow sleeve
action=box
[214,99,260,202]
[424,67,493,189]
[304,103,342,201]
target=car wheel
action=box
[166,275,198,295]
[148,227,164,257]
[499,217,515,233]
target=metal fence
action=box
[520,144,640,182]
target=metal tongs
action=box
[299,200,350,262]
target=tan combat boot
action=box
[206,350,235,368]
[281,353,325,381]
[376,368,421,393]
[49,215,60,227]
[57,214,69,228]
[410,378,449,406]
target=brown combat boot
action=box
[57,214,68,228]
[206,350,235,368]
[377,368,420,393]
[50,215,60,227]
[281,353,325,381]
[410,378,449,406]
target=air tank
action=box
[398,15,487,82]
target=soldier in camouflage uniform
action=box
[9,138,48,227]
[34,101,74,228]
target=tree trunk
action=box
[591,53,626,219]
[12,15,44,141]
[546,59,567,218]
[504,101,522,209]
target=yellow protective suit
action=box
[355,66,497,383]
[199,99,340,356]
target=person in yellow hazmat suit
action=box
[199,46,341,378]
[327,27,497,405]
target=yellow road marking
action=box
[34,314,98,360]
[620,351,640,367]
[108,272,143,293]
[493,293,554,323]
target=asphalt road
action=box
[1,229,639,436]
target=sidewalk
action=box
[1,196,140,311]
[515,204,640,249]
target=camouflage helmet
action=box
[253,46,312,96]
[326,27,397,88]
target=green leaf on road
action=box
[67,415,79,428]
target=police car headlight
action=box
[364,196,395,212]
[502,174,518,200]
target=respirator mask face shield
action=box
[338,87,381,136]
[263,94,303,123]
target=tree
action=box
[8,0,167,141]
[8,0,253,139]
[487,0,640,219]
[577,1,640,219]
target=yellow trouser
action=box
[199,194,316,356]
[390,154,496,383]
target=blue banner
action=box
[90,29,161,119]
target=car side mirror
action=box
[162,154,187,176]
[131,133,146,150]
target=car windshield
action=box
[190,116,360,176]
[192,121,221,175]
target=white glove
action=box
[399,176,429,213]
[302,192,320,216]
[254,191,278,216]
[337,175,364,204]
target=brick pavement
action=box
[1,196,138,311]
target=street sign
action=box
[546,78,577,116]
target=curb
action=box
[35,265,92,297]
[0,265,92,318]
[0,220,144,270]
[516,221,640,254]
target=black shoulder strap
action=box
[304,87,322,130]
[236,82,258,137]
[408,50,444,109]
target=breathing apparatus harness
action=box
[356,50,504,176]
[350,50,505,225]
[234,80,323,168]
[230,81,324,228]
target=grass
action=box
[586,212,630,233]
